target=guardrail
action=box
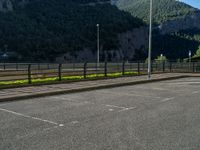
[0,61,200,84]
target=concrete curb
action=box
[0,75,190,103]
[0,72,170,90]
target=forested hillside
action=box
[1,0,200,61]
[0,0,144,61]
[117,0,199,23]
[153,28,200,59]
[116,0,200,59]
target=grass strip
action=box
[0,71,139,88]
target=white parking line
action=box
[0,108,64,127]
[118,107,136,112]
[71,121,79,124]
[105,104,126,109]
[192,91,200,94]
[104,104,136,112]
[161,97,175,102]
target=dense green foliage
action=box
[1,0,200,61]
[152,28,200,60]
[0,0,144,61]
[193,45,200,57]
[0,71,139,89]
[117,0,200,60]
[117,0,199,23]
[155,54,167,62]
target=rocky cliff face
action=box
[56,27,149,62]
[118,27,148,60]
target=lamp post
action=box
[97,24,100,68]
[148,0,153,80]
[189,50,191,71]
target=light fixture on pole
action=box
[189,50,192,71]
[148,0,153,80]
[97,24,100,68]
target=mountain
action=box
[116,0,199,23]
[116,0,200,60]
[0,0,145,61]
[1,0,200,62]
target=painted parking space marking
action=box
[52,96,138,113]
[105,104,136,112]
[105,104,126,109]
[118,107,136,112]
[0,108,64,127]
[161,97,175,102]
[71,121,79,124]
[192,91,200,94]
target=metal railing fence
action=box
[0,61,199,84]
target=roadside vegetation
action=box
[0,71,139,89]
[155,54,168,62]
[193,45,200,58]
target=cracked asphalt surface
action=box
[1,77,200,150]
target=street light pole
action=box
[97,24,100,68]
[189,50,191,71]
[148,0,153,80]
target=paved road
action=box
[1,77,200,150]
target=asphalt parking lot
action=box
[1,77,200,150]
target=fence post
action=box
[28,64,32,84]
[16,63,18,71]
[58,64,62,81]
[193,62,195,73]
[84,62,87,79]
[38,63,41,70]
[47,64,50,70]
[137,62,140,75]
[122,61,125,75]
[104,62,107,77]
[3,63,5,70]
[155,62,158,71]
[143,62,145,71]
[151,61,153,73]
[163,61,165,72]
[169,62,172,72]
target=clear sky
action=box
[180,0,200,9]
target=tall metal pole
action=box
[97,24,100,68]
[148,0,153,80]
[189,50,191,72]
